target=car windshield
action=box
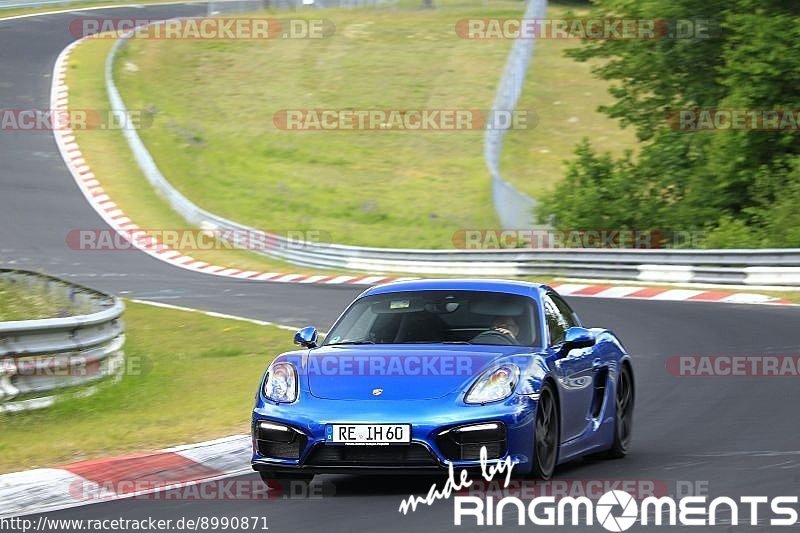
[323,290,540,347]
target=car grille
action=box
[436,422,507,461]
[257,440,306,460]
[255,423,308,460]
[304,443,439,467]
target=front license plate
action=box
[326,424,411,444]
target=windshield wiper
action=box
[442,340,474,344]
[327,340,375,346]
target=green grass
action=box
[67,35,549,278]
[112,2,528,249]
[0,279,80,321]
[68,36,350,275]
[67,32,502,276]
[499,2,636,201]
[0,300,295,472]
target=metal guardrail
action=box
[486,0,544,229]
[0,270,125,413]
[104,16,800,287]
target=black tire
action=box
[531,381,559,480]
[606,364,634,459]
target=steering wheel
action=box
[472,329,517,345]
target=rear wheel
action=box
[531,382,559,480]
[606,364,634,459]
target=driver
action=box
[472,316,520,345]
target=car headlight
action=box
[263,362,298,403]
[465,363,520,404]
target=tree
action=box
[538,0,800,247]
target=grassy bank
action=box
[499,2,636,201]
[93,1,633,249]
[0,300,295,472]
[67,36,345,275]
[0,279,78,321]
[112,1,525,248]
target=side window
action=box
[549,294,580,328]
[543,295,570,346]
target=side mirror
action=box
[561,327,595,355]
[294,326,318,348]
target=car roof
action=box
[362,278,547,298]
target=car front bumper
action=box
[251,391,538,475]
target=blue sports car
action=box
[251,279,634,481]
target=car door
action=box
[544,293,596,442]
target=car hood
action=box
[301,344,532,401]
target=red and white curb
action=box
[549,283,792,306]
[0,301,307,520]
[50,39,411,287]
[0,434,252,518]
[49,40,795,306]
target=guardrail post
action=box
[0,357,19,403]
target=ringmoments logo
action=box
[596,490,638,531]
[398,447,799,529]
[453,491,800,529]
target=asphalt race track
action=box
[0,2,359,328]
[2,4,800,532]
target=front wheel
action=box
[606,364,634,459]
[531,382,559,480]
